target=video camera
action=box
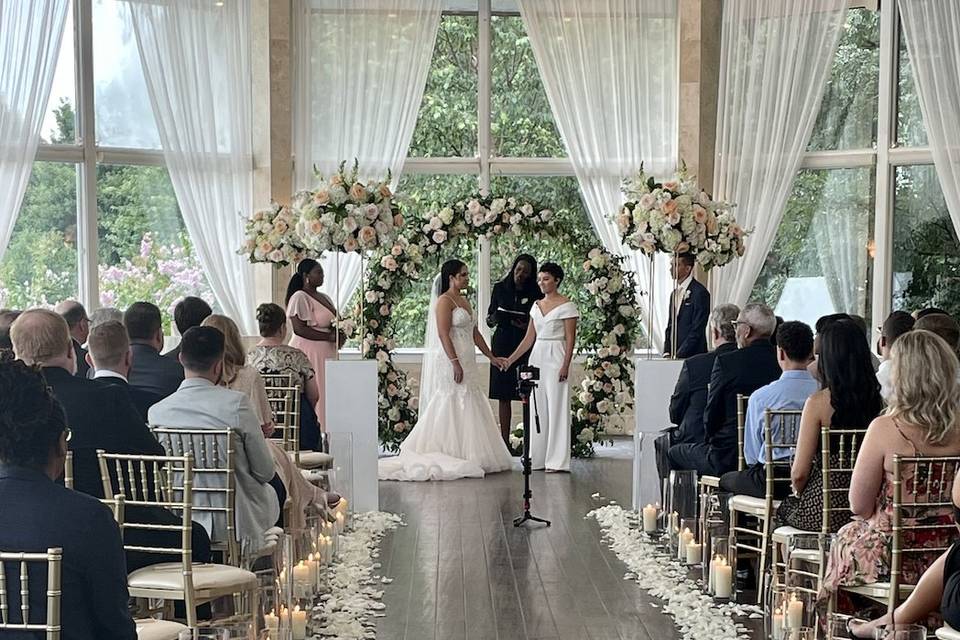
[516,363,540,395]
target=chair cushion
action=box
[788,548,822,563]
[729,494,780,515]
[293,451,334,469]
[135,618,187,640]
[771,525,816,543]
[128,562,256,592]
[843,581,915,601]
[937,625,960,640]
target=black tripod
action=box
[513,383,550,528]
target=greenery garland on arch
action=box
[357,194,641,457]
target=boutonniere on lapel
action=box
[683,289,691,302]
[521,298,529,305]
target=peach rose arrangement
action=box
[239,202,305,266]
[614,164,746,270]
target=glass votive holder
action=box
[178,624,256,639]
[872,624,927,640]
[826,614,854,640]
[706,537,731,596]
[677,517,697,563]
[669,469,698,520]
[782,589,815,636]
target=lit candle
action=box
[642,504,658,532]
[772,607,784,640]
[293,560,311,597]
[669,511,679,533]
[713,558,732,599]
[708,554,718,593]
[336,511,345,533]
[685,541,702,565]
[291,604,307,640]
[307,553,320,589]
[678,527,694,560]
[264,609,279,640]
[786,593,804,631]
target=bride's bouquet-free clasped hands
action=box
[615,164,747,270]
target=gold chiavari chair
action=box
[0,547,62,639]
[834,455,960,618]
[773,425,867,599]
[736,393,750,472]
[151,428,240,567]
[96,450,258,629]
[263,373,333,472]
[728,408,802,603]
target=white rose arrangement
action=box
[238,202,305,266]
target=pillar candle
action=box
[678,528,694,560]
[786,593,804,630]
[642,504,658,532]
[772,607,784,640]
[336,511,345,534]
[264,609,279,640]
[307,553,320,589]
[714,560,732,598]
[291,604,307,640]
[685,541,702,565]
[293,560,311,597]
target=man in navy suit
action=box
[663,253,710,359]
[0,359,136,639]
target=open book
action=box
[497,307,529,316]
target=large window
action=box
[754,4,945,335]
[392,4,598,348]
[3,0,208,316]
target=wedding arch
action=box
[356,194,641,456]
[239,163,641,458]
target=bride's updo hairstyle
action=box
[539,262,564,286]
[438,259,467,295]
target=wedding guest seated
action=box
[876,310,915,402]
[9,309,165,496]
[807,313,852,381]
[0,359,136,640]
[777,320,884,531]
[654,304,739,487]
[0,308,21,356]
[770,315,784,346]
[55,300,91,378]
[847,472,960,638]
[915,306,949,320]
[820,330,960,605]
[164,296,212,362]
[125,301,183,398]
[850,314,881,372]
[88,306,123,329]
[87,321,164,420]
[201,314,273,432]
[719,321,817,498]
[248,302,321,451]
[149,326,282,550]
[915,311,960,356]
[667,303,781,477]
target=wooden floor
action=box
[375,438,683,640]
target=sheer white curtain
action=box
[712,0,847,307]
[292,0,442,310]
[518,0,677,346]
[813,171,871,315]
[127,0,257,333]
[0,1,69,262]
[899,1,960,235]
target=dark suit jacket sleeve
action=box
[668,360,691,425]
[703,356,726,441]
[86,506,137,639]
[109,388,164,456]
[676,285,710,358]
[486,283,502,329]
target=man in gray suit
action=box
[148,326,282,550]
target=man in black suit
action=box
[0,359,137,640]
[9,310,211,576]
[667,303,781,477]
[163,296,212,362]
[663,253,710,358]
[87,320,164,420]
[124,301,184,398]
[654,303,740,488]
[55,300,91,378]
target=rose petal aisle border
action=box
[588,504,762,640]
[310,511,404,639]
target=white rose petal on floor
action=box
[310,511,404,639]
[588,504,761,640]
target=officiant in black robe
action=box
[486,254,543,446]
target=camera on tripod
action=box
[516,363,540,395]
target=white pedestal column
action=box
[325,360,379,512]
[632,358,684,510]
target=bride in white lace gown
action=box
[379,259,515,481]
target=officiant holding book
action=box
[663,253,710,359]
[487,254,543,445]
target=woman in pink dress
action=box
[285,259,344,430]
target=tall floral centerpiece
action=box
[614,164,745,356]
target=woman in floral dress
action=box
[820,330,960,607]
